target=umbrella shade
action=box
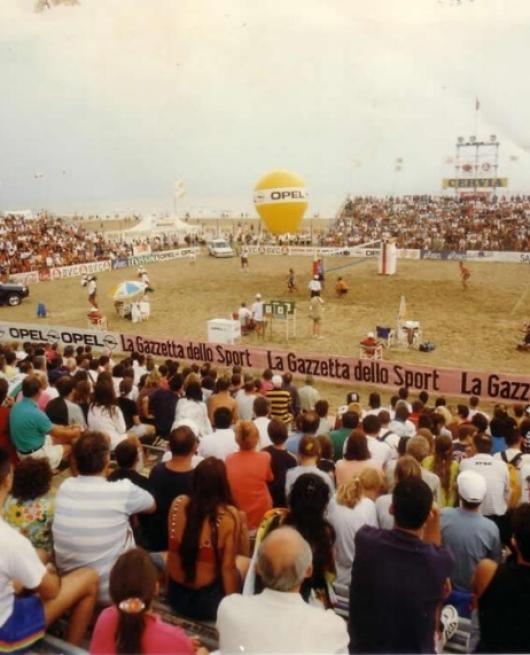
[111,281,146,301]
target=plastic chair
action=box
[376,325,395,348]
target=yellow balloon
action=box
[253,169,308,235]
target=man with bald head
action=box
[216,526,348,654]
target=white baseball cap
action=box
[256,293,262,299]
[272,375,283,388]
[457,470,487,504]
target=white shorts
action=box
[18,434,64,470]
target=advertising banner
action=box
[111,257,129,270]
[127,248,198,267]
[1,321,529,401]
[49,260,112,280]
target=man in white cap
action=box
[265,375,293,426]
[308,274,322,298]
[251,293,265,337]
[441,470,501,597]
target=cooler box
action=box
[207,319,241,344]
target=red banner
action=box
[1,321,529,402]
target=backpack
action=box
[500,451,523,508]
[377,430,393,443]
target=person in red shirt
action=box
[226,421,273,532]
[0,379,15,464]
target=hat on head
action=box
[256,293,261,299]
[313,274,319,280]
[457,470,487,504]
[272,374,283,388]
[367,331,375,338]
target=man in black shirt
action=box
[262,419,297,508]
[144,424,195,551]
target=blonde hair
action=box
[182,372,200,391]
[235,421,259,451]
[395,455,422,483]
[336,467,383,508]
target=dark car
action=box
[0,282,29,306]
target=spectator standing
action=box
[298,375,320,412]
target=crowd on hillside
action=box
[0,340,530,653]
[323,195,530,251]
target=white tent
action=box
[107,215,200,241]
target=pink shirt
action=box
[90,606,194,655]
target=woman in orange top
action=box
[226,421,273,532]
[166,458,249,621]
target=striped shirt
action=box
[265,389,292,424]
[53,476,154,603]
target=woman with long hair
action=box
[246,473,336,608]
[423,434,459,507]
[173,380,212,438]
[90,548,194,655]
[167,457,250,621]
[87,378,139,452]
[335,429,383,486]
[375,455,421,529]
[328,468,380,588]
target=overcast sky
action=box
[1,0,529,216]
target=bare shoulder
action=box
[472,558,498,598]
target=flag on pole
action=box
[174,179,186,200]
[398,295,407,321]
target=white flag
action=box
[174,179,186,200]
[398,295,407,321]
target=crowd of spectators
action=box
[0,214,191,275]
[323,195,530,251]
[0,340,530,653]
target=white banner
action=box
[466,250,530,264]
[10,271,40,285]
[253,187,308,205]
[244,245,420,260]
[49,260,112,280]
